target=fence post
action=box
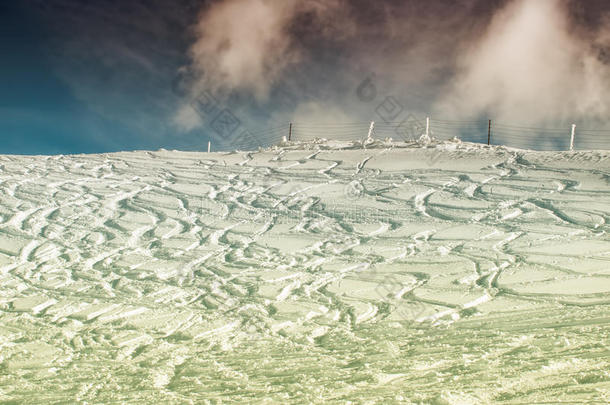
[426,117,430,138]
[488,119,491,145]
[570,124,575,151]
[367,121,375,140]
[288,123,292,141]
[207,141,211,153]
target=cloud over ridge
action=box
[176,0,610,136]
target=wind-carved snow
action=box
[0,139,609,403]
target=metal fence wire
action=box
[293,119,610,151]
[219,118,610,152]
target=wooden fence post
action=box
[570,124,575,151]
[488,119,491,145]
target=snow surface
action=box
[0,138,609,403]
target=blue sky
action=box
[1,2,129,154]
[0,1,207,154]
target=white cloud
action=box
[436,0,610,125]
[172,103,203,132]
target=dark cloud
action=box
[177,0,610,134]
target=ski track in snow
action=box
[0,140,609,403]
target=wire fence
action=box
[240,118,610,152]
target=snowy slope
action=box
[0,139,609,403]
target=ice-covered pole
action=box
[570,124,575,151]
[367,121,375,141]
[418,117,431,145]
[207,141,211,153]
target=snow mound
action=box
[0,142,608,403]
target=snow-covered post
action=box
[207,141,211,153]
[367,121,375,140]
[570,124,576,151]
[364,121,375,144]
[418,117,432,145]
